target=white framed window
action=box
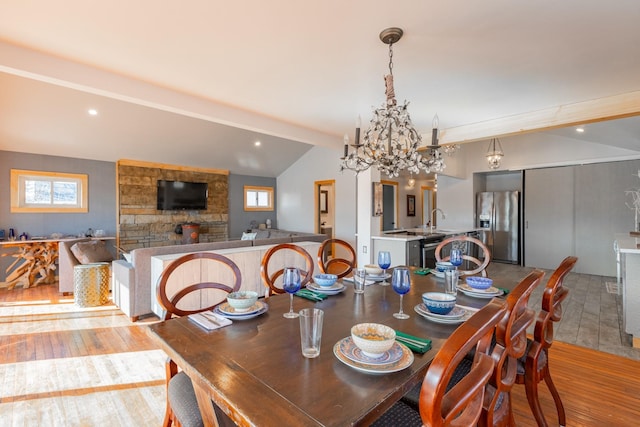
[10,169,88,213]
[244,185,274,211]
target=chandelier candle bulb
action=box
[432,114,439,145]
[343,133,349,157]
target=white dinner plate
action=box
[307,282,346,295]
[414,304,474,325]
[432,270,445,279]
[457,283,503,298]
[338,337,404,366]
[415,303,466,319]
[365,273,391,282]
[217,300,267,317]
[214,302,268,320]
[333,338,414,374]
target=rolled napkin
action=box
[394,330,432,354]
[188,311,233,331]
[295,289,327,301]
[414,268,431,275]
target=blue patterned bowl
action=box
[435,261,455,273]
[466,276,493,290]
[422,292,456,315]
[314,274,338,287]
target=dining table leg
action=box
[192,376,221,427]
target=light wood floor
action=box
[2,280,640,426]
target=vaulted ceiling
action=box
[1,1,640,176]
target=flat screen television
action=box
[157,180,208,210]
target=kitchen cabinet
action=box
[616,233,640,348]
[524,160,640,276]
[372,237,422,268]
[406,240,421,267]
[524,167,574,270]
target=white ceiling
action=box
[1,0,640,176]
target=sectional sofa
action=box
[110,229,327,321]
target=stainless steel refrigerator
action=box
[476,191,520,264]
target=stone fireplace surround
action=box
[116,159,229,252]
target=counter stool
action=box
[73,262,110,307]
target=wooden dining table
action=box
[146,269,518,426]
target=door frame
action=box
[314,179,335,235]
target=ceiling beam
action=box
[439,90,640,145]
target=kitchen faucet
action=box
[430,208,446,233]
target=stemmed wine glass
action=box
[282,267,302,318]
[378,251,391,286]
[450,248,463,271]
[392,267,411,319]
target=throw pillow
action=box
[241,232,257,241]
[71,240,114,264]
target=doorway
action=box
[421,184,437,227]
[381,180,398,231]
[315,179,335,237]
[315,179,335,260]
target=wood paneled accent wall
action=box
[116,160,229,251]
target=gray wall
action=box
[1,151,117,237]
[228,174,277,238]
[1,150,116,280]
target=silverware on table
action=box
[200,311,221,326]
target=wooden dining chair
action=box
[156,252,242,427]
[435,235,491,277]
[515,256,577,427]
[317,238,356,278]
[372,299,508,427]
[479,269,545,427]
[260,243,315,296]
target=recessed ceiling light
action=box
[254,141,261,147]
[88,109,98,116]
[576,127,584,133]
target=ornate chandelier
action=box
[340,27,445,178]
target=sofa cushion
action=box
[241,232,257,240]
[254,229,270,239]
[71,240,114,264]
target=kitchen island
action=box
[615,233,640,348]
[372,228,480,268]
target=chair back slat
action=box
[482,269,545,426]
[435,235,491,277]
[156,252,242,320]
[317,238,356,278]
[261,243,314,296]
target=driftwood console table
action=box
[0,239,60,289]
